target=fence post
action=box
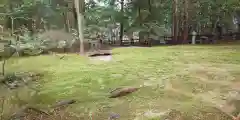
[191,31,197,44]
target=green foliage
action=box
[85,0,240,36]
[84,0,173,37]
[9,32,44,56]
[0,0,66,30]
[8,30,77,56]
[0,0,239,44]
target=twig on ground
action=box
[27,106,49,115]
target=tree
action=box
[172,0,178,43]
[74,0,85,54]
[183,0,188,43]
[119,0,124,45]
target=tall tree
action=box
[172,0,178,43]
[183,0,188,43]
[119,0,124,45]
[74,0,85,54]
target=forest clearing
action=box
[0,45,239,120]
[0,0,240,119]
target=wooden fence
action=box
[107,32,240,46]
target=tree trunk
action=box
[138,6,142,44]
[74,0,85,54]
[11,17,14,36]
[178,15,183,40]
[72,3,78,30]
[119,0,124,45]
[148,0,152,17]
[183,0,189,43]
[172,0,178,44]
[212,16,220,43]
[147,0,152,45]
[238,24,240,32]
[62,3,69,32]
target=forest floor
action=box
[1,44,240,120]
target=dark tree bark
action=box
[72,3,78,30]
[148,0,152,15]
[172,0,178,44]
[238,24,240,32]
[119,0,124,45]
[182,0,189,43]
[62,3,69,32]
